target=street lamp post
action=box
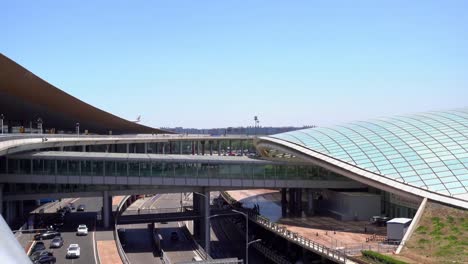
[246,239,262,264]
[76,122,80,136]
[193,192,257,264]
[0,114,4,134]
[232,209,251,264]
[37,118,43,134]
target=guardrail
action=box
[114,195,134,264]
[161,249,171,264]
[178,223,210,261]
[220,191,352,264]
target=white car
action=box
[76,224,88,236]
[66,243,80,258]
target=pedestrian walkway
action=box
[227,190,387,253]
[95,229,123,264]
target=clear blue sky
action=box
[2,1,467,128]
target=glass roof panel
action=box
[271,108,468,197]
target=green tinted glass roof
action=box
[272,109,468,196]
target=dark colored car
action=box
[31,242,46,253]
[69,203,75,210]
[170,231,179,241]
[30,250,50,260]
[33,254,56,264]
[77,204,85,211]
[34,230,61,240]
[50,236,64,248]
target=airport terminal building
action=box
[1,53,467,262]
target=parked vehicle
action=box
[76,224,88,236]
[66,244,80,258]
[49,236,63,248]
[69,203,75,210]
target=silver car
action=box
[50,236,63,248]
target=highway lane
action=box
[45,197,101,264]
[154,193,199,263]
[121,193,198,264]
[122,223,161,264]
[121,195,163,264]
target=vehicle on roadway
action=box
[34,230,61,240]
[49,236,64,248]
[69,203,75,210]
[77,204,86,211]
[33,253,56,264]
[170,231,179,241]
[31,242,46,253]
[30,250,51,261]
[66,244,80,258]
[76,224,88,235]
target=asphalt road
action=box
[41,197,101,264]
[121,193,197,264]
[155,193,199,263]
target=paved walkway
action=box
[97,240,123,264]
[227,190,387,250]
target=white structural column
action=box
[203,188,211,256]
[307,189,314,214]
[0,184,3,217]
[103,190,110,228]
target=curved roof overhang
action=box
[0,53,171,135]
[256,136,468,210]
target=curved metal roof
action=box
[268,109,468,197]
[0,53,170,134]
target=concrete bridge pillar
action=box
[103,191,111,228]
[296,188,303,217]
[281,188,287,217]
[217,140,221,156]
[191,142,195,155]
[169,142,173,154]
[193,188,210,256]
[201,141,205,156]
[209,141,213,156]
[144,143,148,154]
[307,189,314,215]
[288,188,295,216]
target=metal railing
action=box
[161,249,171,264]
[114,195,133,264]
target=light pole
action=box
[76,122,80,136]
[194,192,256,264]
[37,118,43,134]
[0,114,4,134]
[232,209,255,264]
[247,239,262,264]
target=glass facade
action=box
[3,158,352,182]
[272,109,468,196]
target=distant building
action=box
[160,125,317,135]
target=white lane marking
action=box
[93,219,98,264]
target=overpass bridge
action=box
[118,207,235,224]
[0,134,365,264]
